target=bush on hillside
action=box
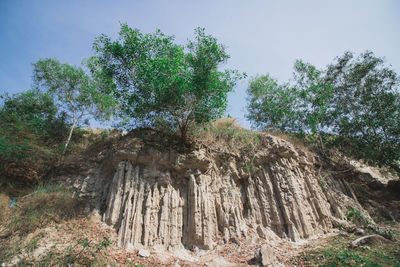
[0,90,70,184]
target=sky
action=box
[1,0,399,128]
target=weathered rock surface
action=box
[138,249,150,257]
[54,133,366,251]
[254,245,280,266]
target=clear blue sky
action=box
[1,0,399,128]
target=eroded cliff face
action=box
[55,133,364,251]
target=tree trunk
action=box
[317,123,325,151]
[390,163,400,174]
[63,120,76,155]
[180,123,187,145]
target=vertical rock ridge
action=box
[96,135,365,250]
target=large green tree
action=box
[33,58,115,154]
[247,61,333,148]
[90,24,243,142]
[326,51,400,165]
[247,51,400,166]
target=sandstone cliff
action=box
[54,131,367,253]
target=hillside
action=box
[1,120,399,266]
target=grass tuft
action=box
[192,118,262,153]
[6,183,82,236]
[292,228,400,267]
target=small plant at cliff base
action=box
[317,176,328,189]
[345,209,397,240]
[59,236,111,264]
[345,208,374,228]
[33,58,116,154]
[70,236,111,265]
[90,24,244,143]
[17,236,112,266]
[293,233,400,267]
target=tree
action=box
[293,60,333,148]
[326,51,400,165]
[0,89,65,139]
[33,58,115,154]
[247,51,400,166]
[90,24,243,142]
[247,61,333,149]
[246,74,298,132]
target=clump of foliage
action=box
[33,58,116,154]
[345,208,374,227]
[246,74,298,132]
[0,90,69,183]
[247,51,400,167]
[90,24,244,143]
[326,51,400,166]
[247,60,333,150]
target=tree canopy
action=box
[246,74,298,132]
[90,24,243,142]
[247,51,400,165]
[33,58,115,153]
[326,51,400,164]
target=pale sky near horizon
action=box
[1,0,399,128]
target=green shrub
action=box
[0,90,69,183]
[345,208,373,227]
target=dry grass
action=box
[291,224,400,267]
[68,128,125,156]
[192,118,317,155]
[0,183,83,263]
[0,193,12,226]
[192,118,262,154]
[6,183,82,236]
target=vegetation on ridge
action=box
[247,51,400,167]
[0,90,69,183]
[1,25,399,187]
[90,24,244,142]
[33,58,116,154]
